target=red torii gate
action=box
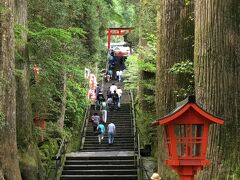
[107,27,133,49]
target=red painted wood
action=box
[154,103,224,125]
[107,28,133,49]
[154,97,224,179]
[180,175,194,180]
[107,30,111,49]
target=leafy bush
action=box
[169,60,194,101]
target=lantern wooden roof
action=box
[152,96,224,126]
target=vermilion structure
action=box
[107,28,133,49]
[153,96,224,180]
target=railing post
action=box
[80,106,90,150]
[130,90,142,180]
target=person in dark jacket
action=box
[97,91,105,108]
[112,90,119,111]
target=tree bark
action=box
[194,0,240,179]
[156,1,183,178]
[14,0,43,179]
[58,68,67,128]
[0,0,22,179]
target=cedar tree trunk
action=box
[0,0,22,179]
[194,0,240,179]
[156,0,182,178]
[15,0,43,179]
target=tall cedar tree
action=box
[0,0,22,179]
[156,0,194,178]
[15,0,43,179]
[156,0,182,177]
[194,0,240,179]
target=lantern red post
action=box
[153,96,224,180]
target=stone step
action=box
[60,174,137,180]
[106,120,131,122]
[105,119,132,121]
[82,147,134,151]
[87,123,132,127]
[84,139,134,143]
[85,135,134,139]
[107,112,131,115]
[86,125,132,129]
[65,160,135,165]
[83,143,134,147]
[62,169,137,175]
[86,130,132,133]
[66,156,135,160]
[85,132,133,136]
[106,114,132,116]
[63,164,136,170]
[87,122,132,125]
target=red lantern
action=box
[33,115,47,129]
[33,115,47,141]
[153,96,224,180]
[34,64,40,76]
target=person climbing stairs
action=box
[60,57,138,180]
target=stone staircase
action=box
[82,103,134,151]
[60,152,137,180]
[60,98,138,180]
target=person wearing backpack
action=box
[112,90,119,111]
[97,123,105,144]
[106,87,112,99]
[95,84,101,97]
[97,91,105,109]
[91,112,100,132]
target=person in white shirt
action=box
[118,70,123,82]
[116,70,120,81]
[107,122,116,145]
[116,87,123,107]
[110,83,117,94]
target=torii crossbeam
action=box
[107,27,133,49]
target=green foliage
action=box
[169,60,194,100]
[36,122,72,177]
[136,109,156,146]
[109,0,136,27]
[184,0,191,6]
[170,60,194,75]
[123,55,139,91]
[38,138,59,177]
[124,33,157,148]
[14,24,28,47]
[27,0,110,175]
[29,24,88,117]
[124,33,157,88]
[234,167,240,179]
